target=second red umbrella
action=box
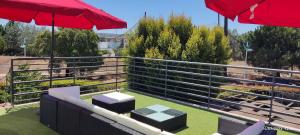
[205,0,300,28]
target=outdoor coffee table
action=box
[92,92,135,114]
[131,104,187,131]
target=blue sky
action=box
[0,0,258,34]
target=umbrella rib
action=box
[236,0,267,19]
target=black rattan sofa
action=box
[40,86,174,135]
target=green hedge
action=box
[0,82,9,103]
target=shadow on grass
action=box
[0,106,57,135]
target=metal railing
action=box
[10,56,127,104]
[8,56,300,132]
[127,57,300,132]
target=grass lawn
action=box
[0,91,296,135]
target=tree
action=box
[4,21,22,55]
[213,27,231,64]
[0,36,5,54]
[126,16,232,100]
[182,26,214,62]
[19,24,45,55]
[137,17,164,47]
[0,25,5,36]
[228,29,244,60]
[157,29,181,60]
[182,26,231,64]
[127,17,165,57]
[28,30,51,57]
[248,26,300,75]
[168,15,193,51]
[30,29,102,76]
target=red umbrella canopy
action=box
[0,0,127,29]
[205,0,300,28]
[0,0,127,87]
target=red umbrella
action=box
[205,0,300,28]
[0,0,127,87]
[0,0,127,29]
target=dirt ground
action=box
[0,56,125,82]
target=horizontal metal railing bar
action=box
[80,80,126,88]
[129,77,216,96]
[75,72,127,79]
[14,97,41,104]
[129,84,164,95]
[130,63,300,83]
[13,77,74,84]
[54,56,127,59]
[131,81,300,119]
[14,91,45,96]
[12,56,127,61]
[131,69,212,84]
[12,57,50,60]
[14,81,126,96]
[131,65,300,89]
[130,69,274,91]
[131,81,272,113]
[12,64,127,72]
[14,85,47,90]
[130,57,300,74]
[128,73,272,99]
[272,97,300,105]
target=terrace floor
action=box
[0,91,296,135]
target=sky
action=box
[0,0,258,34]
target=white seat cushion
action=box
[49,86,80,100]
[103,92,134,102]
[117,114,161,135]
[160,131,175,135]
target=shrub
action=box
[0,82,9,103]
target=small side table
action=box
[131,104,187,131]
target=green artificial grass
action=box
[127,92,219,135]
[0,91,296,135]
[0,104,58,135]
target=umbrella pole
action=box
[49,13,55,88]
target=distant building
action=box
[97,33,126,50]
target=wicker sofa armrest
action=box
[217,116,250,135]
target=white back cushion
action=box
[49,86,80,100]
[91,105,119,121]
[64,96,94,111]
[117,114,162,135]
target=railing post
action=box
[116,57,118,92]
[133,58,136,89]
[73,58,76,85]
[10,59,14,107]
[164,61,168,97]
[49,58,53,88]
[208,65,212,108]
[268,72,276,124]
